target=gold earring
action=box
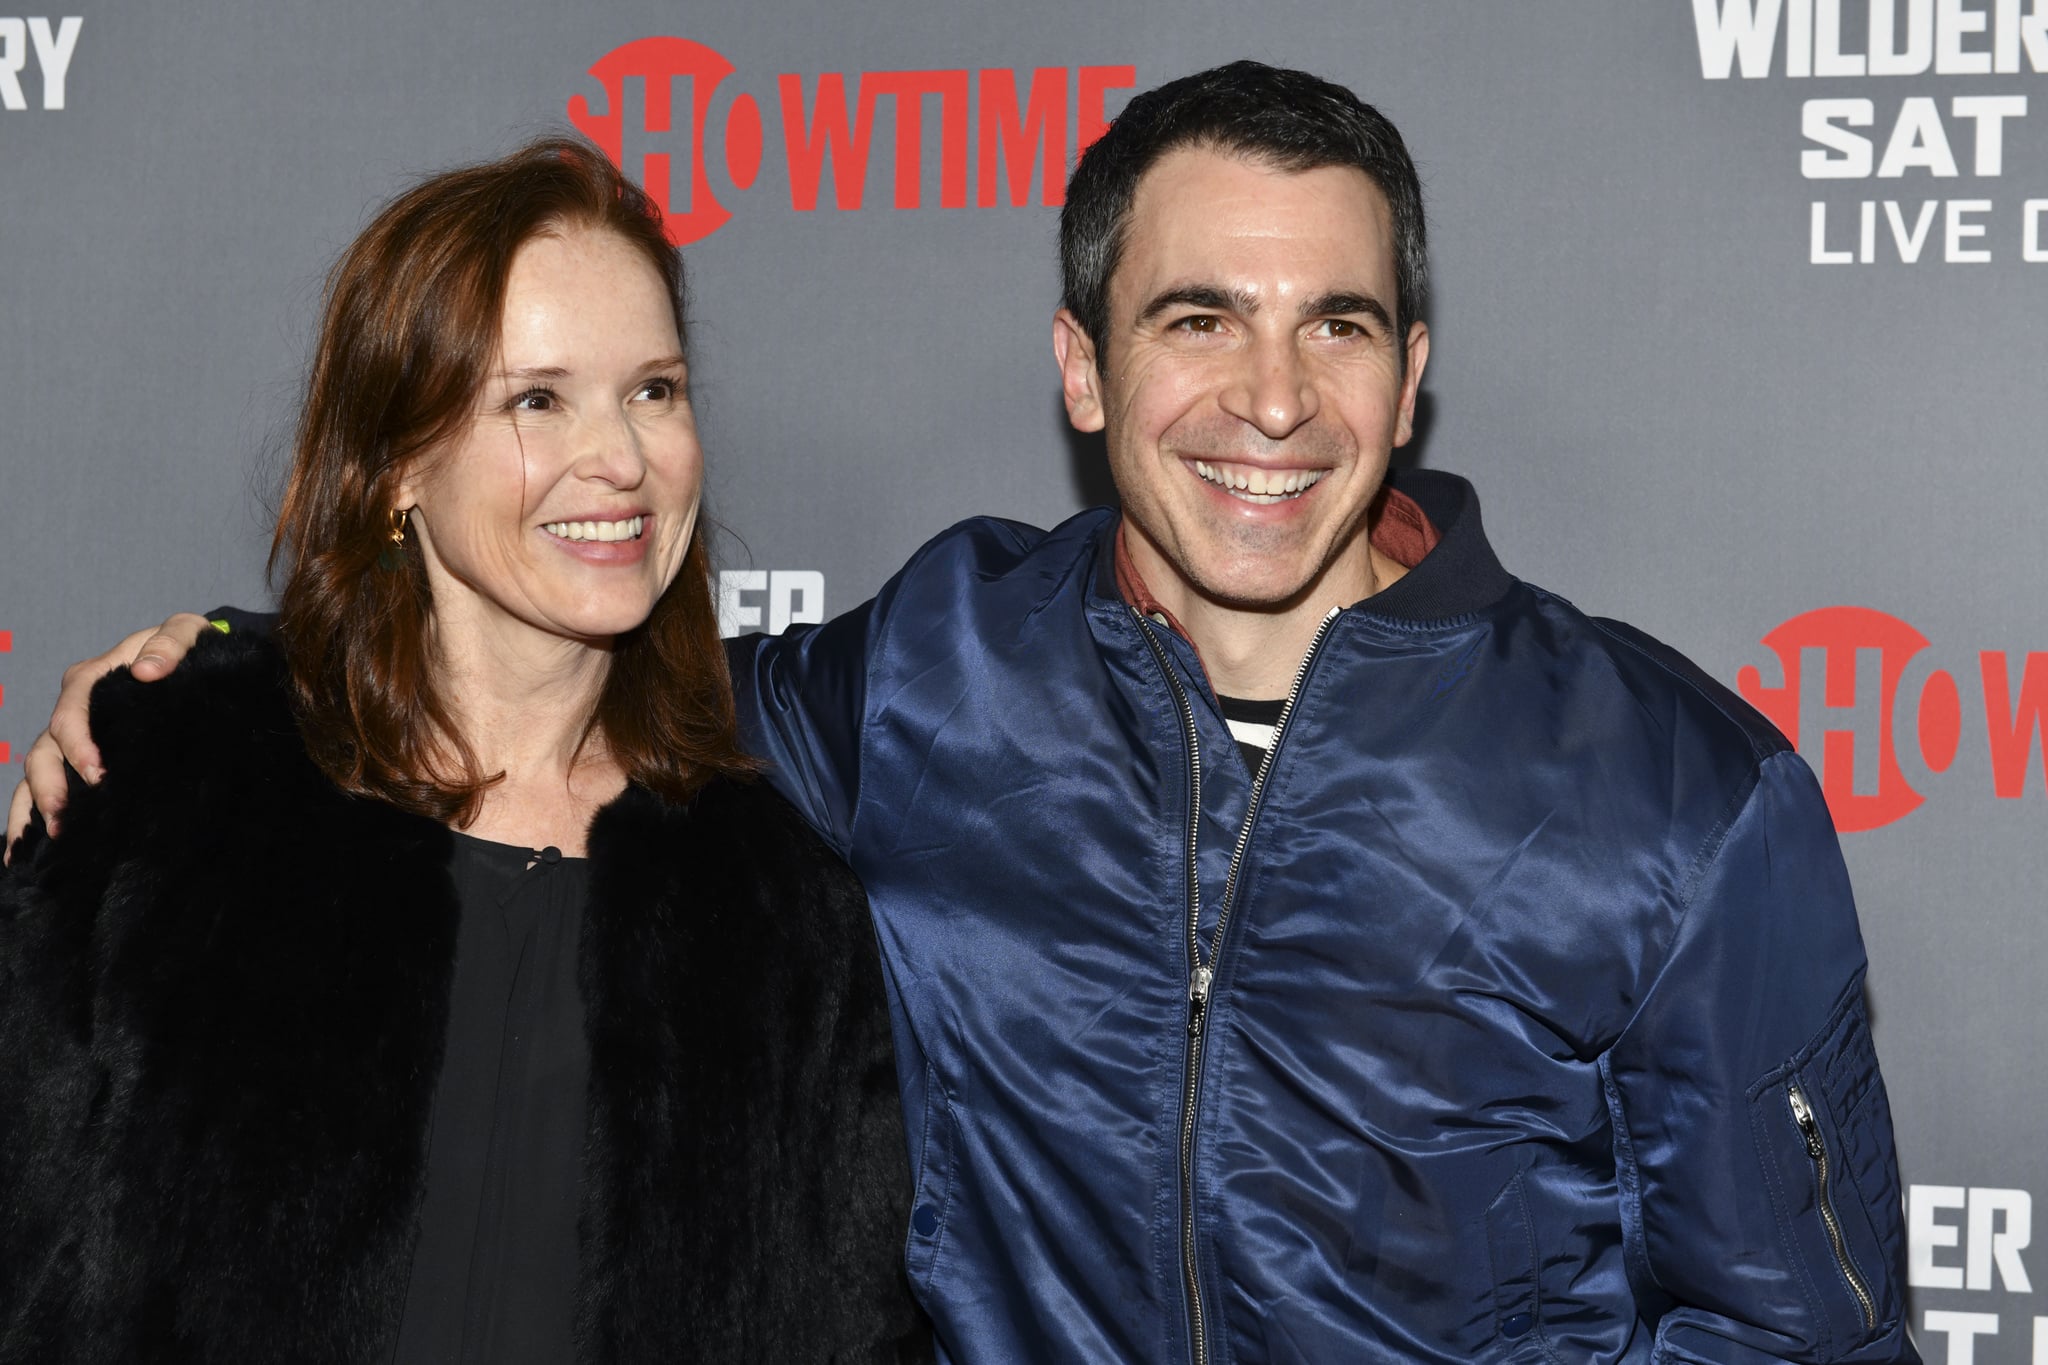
[378,507,409,572]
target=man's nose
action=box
[1219,333,1319,439]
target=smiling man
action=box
[736,63,1918,1363]
[1054,143,1427,698]
[13,62,1916,1365]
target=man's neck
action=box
[1113,489,1439,698]
[1172,549,1404,698]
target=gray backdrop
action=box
[3,3,2043,1354]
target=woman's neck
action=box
[428,610,627,856]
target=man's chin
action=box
[1175,562,1326,617]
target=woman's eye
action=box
[638,377,680,402]
[511,387,556,412]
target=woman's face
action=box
[400,225,702,652]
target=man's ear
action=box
[1393,320,1431,448]
[1053,309,1107,434]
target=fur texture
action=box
[0,632,928,1363]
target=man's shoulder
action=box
[1587,614,1792,760]
[1369,468,1791,768]
[894,507,1115,580]
[1512,587,1793,770]
[872,506,1117,619]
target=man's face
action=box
[1056,146,1428,619]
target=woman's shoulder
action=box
[29,630,347,879]
[597,773,842,867]
[87,627,303,789]
[589,774,868,942]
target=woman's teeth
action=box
[1194,461,1327,503]
[544,515,644,543]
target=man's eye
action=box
[1172,315,1224,335]
[1316,319,1365,339]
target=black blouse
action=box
[391,833,591,1365]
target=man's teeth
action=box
[543,515,645,543]
[1193,461,1327,502]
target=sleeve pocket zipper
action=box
[1787,1081,1877,1333]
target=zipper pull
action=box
[1787,1082,1825,1160]
[1188,965,1214,1035]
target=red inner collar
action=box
[1114,483,1441,642]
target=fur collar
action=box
[0,631,925,1363]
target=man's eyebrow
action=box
[1301,291,1394,331]
[1136,284,1258,325]
[1136,285,1395,333]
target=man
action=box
[13,63,1916,1363]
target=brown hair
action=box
[271,136,753,825]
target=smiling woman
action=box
[0,139,930,1365]
[274,141,733,833]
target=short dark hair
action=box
[273,136,752,825]
[1060,61,1428,364]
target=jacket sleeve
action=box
[1601,751,1919,1364]
[726,601,879,861]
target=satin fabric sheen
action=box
[731,469,1913,1365]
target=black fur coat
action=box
[0,632,930,1364]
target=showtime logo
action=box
[0,628,11,763]
[567,37,1135,244]
[1737,606,2048,832]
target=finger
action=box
[130,612,215,681]
[4,779,33,864]
[21,730,69,837]
[46,616,199,777]
[46,640,138,784]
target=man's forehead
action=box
[1114,147,1395,298]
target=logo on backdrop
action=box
[717,570,824,638]
[0,15,80,110]
[0,629,13,764]
[1690,0,2048,264]
[567,36,1136,244]
[1737,606,2048,831]
[1904,1183,2044,1363]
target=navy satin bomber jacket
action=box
[731,468,1918,1365]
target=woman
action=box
[0,139,928,1364]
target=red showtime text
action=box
[0,629,12,764]
[1738,606,2048,832]
[568,37,1136,245]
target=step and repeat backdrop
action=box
[3,2,2043,1355]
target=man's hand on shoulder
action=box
[4,613,214,861]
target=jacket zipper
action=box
[1135,606,1339,1365]
[1787,1081,1877,1332]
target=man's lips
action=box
[1192,459,1328,503]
